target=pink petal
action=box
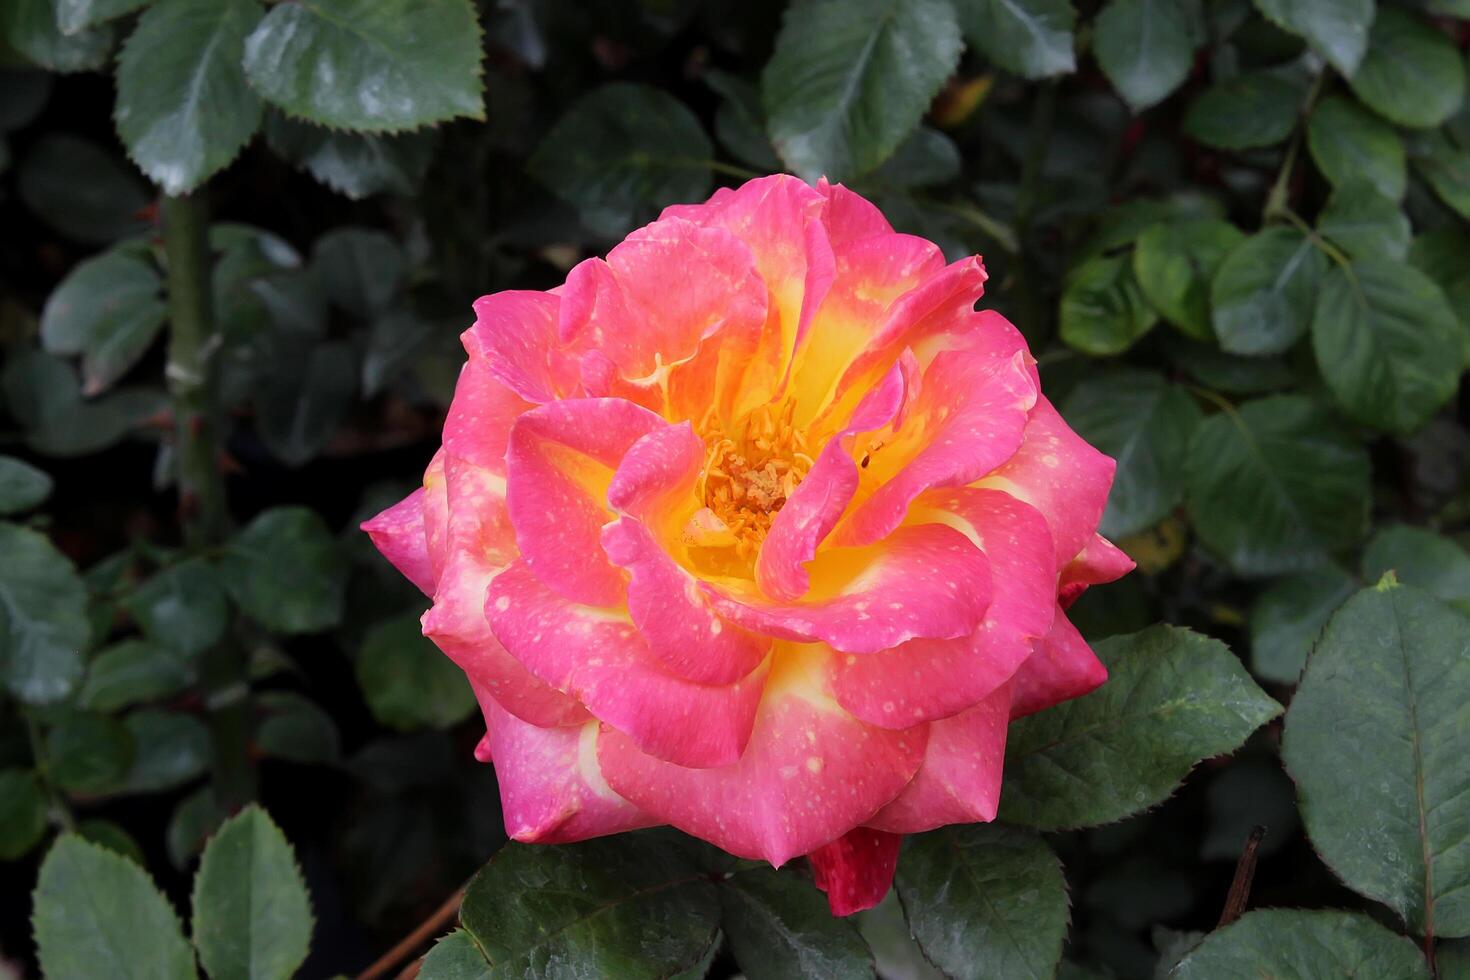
[504,398,666,606]
[705,523,992,654]
[1059,534,1135,608]
[982,397,1116,567]
[466,290,581,404]
[865,683,1010,834]
[422,450,450,583]
[597,651,928,866]
[602,518,770,685]
[1008,607,1109,719]
[836,345,1038,546]
[361,488,435,596]
[604,422,703,519]
[815,178,894,245]
[442,355,531,473]
[755,356,910,602]
[807,827,903,917]
[486,561,770,768]
[475,688,655,844]
[827,489,1055,727]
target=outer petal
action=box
[1008,608,1109,719]
[466,291,580,404]
[504,398,666,606]
[1059,534,1135,608]
[361,488,435,596]
[424,461,588,729]
[476,688,655,844]
[864,683,1010,834]
[836,346,1038,547]
[597,649,928,866]
[705,523,992,654]
[816,178,894,245]
[442,354,531,474]
[826,488,1055,727]
[807,827,902,917]
[486,561,770,769]
[981,397,1116,567]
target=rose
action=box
[363,175,1131,915]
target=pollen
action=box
[686,400,815,562]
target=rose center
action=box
[687,401,815,560]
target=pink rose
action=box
[363,175,1131,915]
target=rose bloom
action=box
[364,175,1131,915]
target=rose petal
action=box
[827,489,1055,727]
[505,398,667,606]
[442,355,531,473]
[466,290,580,404]
[597,648,927,866]
[981,397,1116,567]
[807,827,902,916]
[816,178,894,245]
[486,561,771,768]
[706,523,992,654]
[476,687,655,844]
[1059,534,1135,608]
[1008,607,1109,719]
[361,488,435,596]
[865,683,1010,834]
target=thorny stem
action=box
[1217,825,1265,928]
[161,193,254,810]
[357,884,469,980]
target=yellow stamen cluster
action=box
[690,401,815,561]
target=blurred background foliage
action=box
[1,0,1469,977]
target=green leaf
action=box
[0,768,49,860]
[1163,335,1297,395]
[75,818,144,864]
[1348,7,1466,130]
[1,0,113,73]
[356,614,475,732]
[80,640,193,711]
[719,867,876,980]
[18,133,150,244]
[1363,526,1470,613]
[1172,909,1428,978]
[1000,625,1280,829]
[1415,128,1470,221]
[1284,583,1470,936]
[1059,253,1158,355]
[48,711,134,794]
[167,786,225,869]
[1182,70,1303,150]
[33,835,198,980]
[263,112,435,199]
[254,691,341,765]
[122,710,210,793]
[873,126,961,189]
[40,248,167,394]
[0,455,52,514]
[192,805,313,980]
[895,825,1068,980]
[2,348,165,458]
[1093,0,1199,112]
[312,227,403,318]
[762,0,962,182]
[114,0,264,195]
[1184,395,1371,575]
[954,0,1076,80]
[1410,227,1470,353]
[1209,226,1327,356]
[1132,218,1244,339]
[220,507,348,633]
[529,83,712,238]
[1061,368,1202,538]
[1307,95,1407,201]
[123,558,230,658]
[1444,940,1470,980]
[0,522,88,704]
[420,930,493,980]
[241,0,484,132]
[1311,258,1461,435]
[252,338,357,466]
[1316,180,1410,260]
[704,70,780,173]
[54,0,149,33]
[1251,0,1373,75]
[1248,566,1356,684]
[458,832,722,978]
